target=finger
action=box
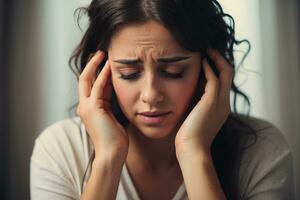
[78,51,105,100]
[87,53,97,83]
[91,60,112,101]
[207,48,233,101]
[202,58,219,102]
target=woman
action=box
[30,0,295,199]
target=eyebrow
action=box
[113,56,191,65]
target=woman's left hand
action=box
[175,49,233,159]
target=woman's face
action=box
[108,20,202,139]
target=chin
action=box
[127,115,180,139]
[142,128,171,139]
[133,123,177,140]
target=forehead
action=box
[108,20,188,56]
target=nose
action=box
[141,74,164,106]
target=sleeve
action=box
[239,124,295,200]
[30,129,79,200]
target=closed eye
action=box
[119,72,140,80]
[119,70,186,81]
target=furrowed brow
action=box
[113,56,191,65]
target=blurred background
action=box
[0,0,299,199]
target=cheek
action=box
[171,81,197,107]
[169,71,200,114]
[112,78,137,118]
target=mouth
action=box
[138,111,171,116]
[138,112,171,125]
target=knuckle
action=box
[90,59,99,67]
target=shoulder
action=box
[34,116,85,149]
[32,116,92,165]
[235,115,295,199]
[236,114,291,158]
[30,117,91,190]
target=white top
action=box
[30,116,295,200]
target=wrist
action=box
[177,151,214,173]
[93,149,127,169]
[176,144,212,163]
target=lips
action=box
[139,111,171,116]
[138,112,171,125]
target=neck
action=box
[126,124,179,173]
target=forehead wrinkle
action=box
[135,39,155,46]
[110,23,186,61]
[145,50,174,66]
[134,42,173,61]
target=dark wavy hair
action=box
[68,0,258,199]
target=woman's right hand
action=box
[77,51,129,158]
